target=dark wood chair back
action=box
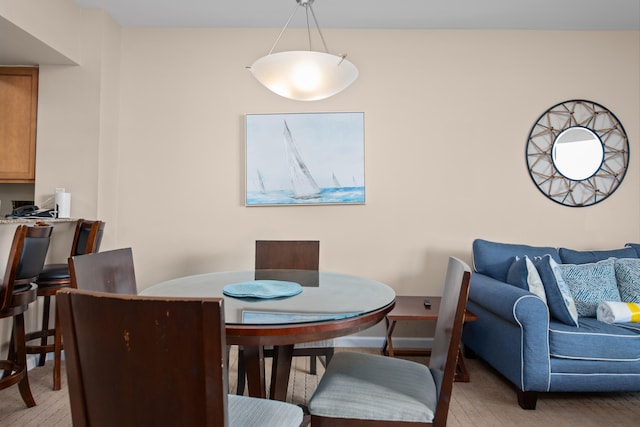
[57,288,228,426]
[69,247,137,294]
[28,219,105,390]
[1,224,52,311]
[0,223,52,407]
[70,219,105,257]
[255,240,319,271]
[429,256,471,426]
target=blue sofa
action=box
[462,239,640,409]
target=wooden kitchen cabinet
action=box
[0,67,38,183]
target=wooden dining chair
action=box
[308,256,472,426]
[68,247,137,295]
[0,223,53,407]
[237,240,333,395]
[56,288,303,427]
[25,219,104,390]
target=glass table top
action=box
[140,269,395,325]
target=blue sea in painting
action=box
[246,186,365,206]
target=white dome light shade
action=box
[250,51,358,101]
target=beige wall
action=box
[113,28,640,295]
[2,2,640,343]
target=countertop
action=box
[0,217,77,224]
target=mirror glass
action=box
[552,127,603,181]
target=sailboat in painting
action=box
[256,170,266,194]
[283,120,321,199]
[332,172,342,189]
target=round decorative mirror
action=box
[526,100,629,207]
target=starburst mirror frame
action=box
[526,99,629,207]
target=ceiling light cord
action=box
[306,2,330,54]
[267,3,299,55]
[266,0,330,55]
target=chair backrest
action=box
[68,248,137,294]
[57,288,228,427]
[429,256,471,427]
[255,240,319,271]
[70,219,105,257]
[1,223,53,310]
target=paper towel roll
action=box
[55,192,71,218]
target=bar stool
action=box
[0,223,53,407]
[25,219,104,390]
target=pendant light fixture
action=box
[248,0,358,101]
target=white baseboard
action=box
[334,336,433,350]
[26,352,63,371]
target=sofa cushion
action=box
[559,258,620,317]
[559,247,637,264]
[549,317,640,361]
[535,255,579,327]
[615,258,640,303]
[625,243,640,258]
[473,239,560,283]
[506,256,547,303]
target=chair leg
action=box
[53,306,62,390]
[14,313,36,407]
[2,327,16,379]
[236,346,246,395]
[38,295,51,366]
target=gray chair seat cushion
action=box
[308,351,437,422]
[228,394,303,426]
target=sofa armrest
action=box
[465,273,551,391]
[469,273,543,321]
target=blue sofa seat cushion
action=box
[473,239,560,283]
[549,318,640,362]
[559,247,637,264]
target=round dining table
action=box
[140,269,396,401]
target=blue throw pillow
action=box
[614,258,640,303]
[534,255,579,327]
[559,258,620,317]
[506,256,547,303]
[559,247,637,264]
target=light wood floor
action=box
[1,347,639,426]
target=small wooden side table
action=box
[381,295,478,382]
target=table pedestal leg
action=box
[242,346,266,398]
[270,344,294,401]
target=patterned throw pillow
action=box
[614,258,640,303]
[506,256,547,303]
[559,258,620,317]
[534,255,579,327]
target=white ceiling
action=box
[73,0,640,30]
[2,1,637,66]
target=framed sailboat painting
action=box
[245,112,365,206]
